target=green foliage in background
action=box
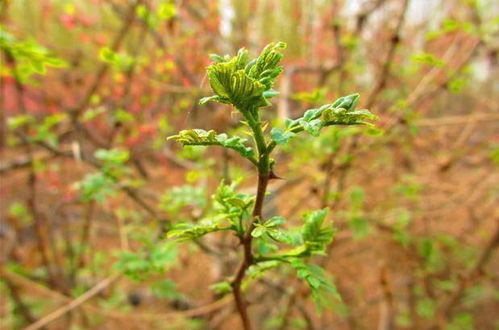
[0,25,66,82]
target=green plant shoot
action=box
[168,42,376,330]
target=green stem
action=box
[245,109,269,173]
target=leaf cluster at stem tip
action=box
[169,41,376,166]
[200,41,286,112]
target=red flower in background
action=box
[59,13,76,29]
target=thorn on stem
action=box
[269,169,283,180]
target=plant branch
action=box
[230,107,271,330]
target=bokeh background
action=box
[1,0,498,329]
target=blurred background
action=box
[1,0,498,329]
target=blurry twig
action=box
[355,0,387,33]
[103,295,233,320]
[365,0,410,109]
[109,0,198,86]
[377,264,394,330]
[18,136,164,225]
[2,278,38,326]
[163,147,198,169]
[415,113,499,127]
[406,37,480,111]
[0,152,69,173]
[23,273,121,330]
[1,267,232,323]
[438,224,499,325]
[71,0,142,118]
[3,46,60,288]
[76,201,96,271]
[382,35,481,131]
[260,278,316,330]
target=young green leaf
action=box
[246,260,281,280]
[115,243,178,281]
[210,280,233,294]
[159,185,207,215]
[301,208,336,255]
[168,129,256,162]
[200,42,287,111]
[167,217,229,241]
[280,94,376,138]
[247,41,287,90]
[289,259,341,311]
[77,173,116,203]
[206,63,267,110]
[251,216,291,243]
[270,127,296,146]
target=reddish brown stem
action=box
[231,172,269,330]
